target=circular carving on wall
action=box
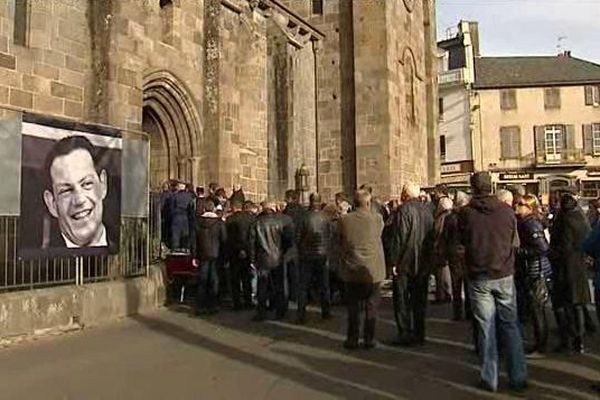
[403,0,415,12]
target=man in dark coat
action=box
[283,189,305,304]
[550,192,592,353]
[459,172,527,393]
[226,200,256,310]
[249,201,295,321]
[296,193,332,324]
[229,184,246,205]
[391,183,435,346]
[195,200,227,314]
[168,181,195,251]
[338,189,386,350]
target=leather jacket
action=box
[225,211,256,260]
[297,209,331,259]
[250,211,294,270]
[517,215,552,279]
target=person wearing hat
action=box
[296,193,332,324]
[459,172,527,393]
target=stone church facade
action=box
[0,0,438,201]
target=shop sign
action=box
[499,172,534,181]
[441,160,474,175]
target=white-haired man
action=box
[338,189,386,349]
[497,189,514,208]
[390,182,435,346]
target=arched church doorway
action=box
[141,70,202,191]
[142,71,202,258]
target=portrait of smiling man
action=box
[42,136,109,249]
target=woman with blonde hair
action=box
[515,194,553,357]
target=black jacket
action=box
[167,191,195,234]
[550,197,591,306]
[297,209,331,259]
[459,196,518,280]
[392,200,435,277]
[250,211,294,270]
[284,202,305,225]
[517,216,552,280]
[195,213,227,261]
[225,211,256,260]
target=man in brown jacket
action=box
[338,189,386,349]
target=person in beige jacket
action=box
[338,189,386,349]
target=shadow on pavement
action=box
[131,302,600,400]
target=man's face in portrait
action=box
[43,148,107,247]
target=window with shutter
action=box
[500,89,517,110]
[544,125,564,163]
[594,124,600,155]
[500,126,520,159]
[440,135,446,161]
[534,126,546,160]
[544,88,561,109]
[586,86,600,106]
[583,124,594,156]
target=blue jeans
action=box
[469,275,527,390]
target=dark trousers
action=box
[345,282,381,344]
[393,273,429,344]
[595,290,600,326]
[554,304,585,349]
[197,259,219,311]
[297,257,331,320]
[257,266,286,318]
[230,256,253,309]
[286,254,299,303]
[434,265,452,302]
[449,261,468,319]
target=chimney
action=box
[468,21,480,57]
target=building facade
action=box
[439,21,600,200]
[0,0,439,202]
[437,21,477,190]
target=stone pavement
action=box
[0,298,599,400]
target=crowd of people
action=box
[158,173,600,394]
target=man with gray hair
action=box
[391,182,435,346]
[497,189,514,208]
[338,189,386,349]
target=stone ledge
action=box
[0,263,166,339]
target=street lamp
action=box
[295,163,310,205]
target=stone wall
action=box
[0,264,165,339]
[0,0,91,120]
[277,0,438,199]
[0,0,436,201]
[216,2,269,199]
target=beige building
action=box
[0,0,439,202]
[439,21,600,199]
[473,55,600,199]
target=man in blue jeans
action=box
[459,172,527,393]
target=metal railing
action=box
[0,215,149,293]
[438,67,467,86]
[535,148,585,165]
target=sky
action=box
[436,0,600,63]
